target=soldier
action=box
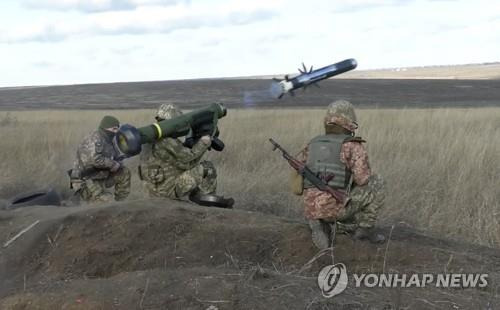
[70,115,131,203]
[139,104,233,208]
[295,100,386,248]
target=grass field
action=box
[0,108,498,248]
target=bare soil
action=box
[0,200,499,309]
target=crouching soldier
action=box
[139,104,234,208]
[294,100,386,248]
[69,115,131,203]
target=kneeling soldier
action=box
[295,100,386,248]
[139,104,233,208]
[70,115,131,203]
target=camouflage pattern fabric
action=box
[336,174,385,232]
[324,100,359,132]
[173,161,217,197]
[140,137,216,198]
[156,103,182,120]
[299,139,384,230]
[79,166,131,203]
[73,129,131,203]
[73,129,119,180]
[303,174,385,232]
[303,188,344,220]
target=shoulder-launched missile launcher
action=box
[114,102,227,158]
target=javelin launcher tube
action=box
[114,102,227,158]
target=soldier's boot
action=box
[353,227,386,244]
[308,220,330,250]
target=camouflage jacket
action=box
[298,139,372,219]
[139,137,210,192]
[298,140,372,187]
[74,129,120,179]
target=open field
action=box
[0,78,499,110]
[1,107,499,309]
[0,107,498,248]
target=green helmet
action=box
[99,115,120,129]
[324,100,358,132]
[156,103,182,121]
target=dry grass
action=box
[0,108,498,248]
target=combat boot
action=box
[353,227,386,244]
[308,220,330,249]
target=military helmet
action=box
[156,103,182,121]
[324,100,358,132]
[99,115,120,129]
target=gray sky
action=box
[1,0,499,87]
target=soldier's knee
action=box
[368,174,385,192]
[174,173,198,198]
[200,161,217,179]
[81,189,113,204]
[97,192,115,203]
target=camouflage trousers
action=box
[335,174,386,232]
[146,161,217,199]
[78,166,131,203]
[304,174,385,233]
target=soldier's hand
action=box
[200,135,212,145]
[110,161,121,173]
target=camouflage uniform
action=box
[299,142,385,231]
[139,104,217,199]
[72,127,131,203]
[297,100,385,247]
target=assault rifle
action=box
[269,138,348,204]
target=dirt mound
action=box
[1,200,499,309]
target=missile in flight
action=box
[270,58,357,99]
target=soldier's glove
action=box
[110,161,121,173]
[200,135,212,145]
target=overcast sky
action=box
[0,0,499,87]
